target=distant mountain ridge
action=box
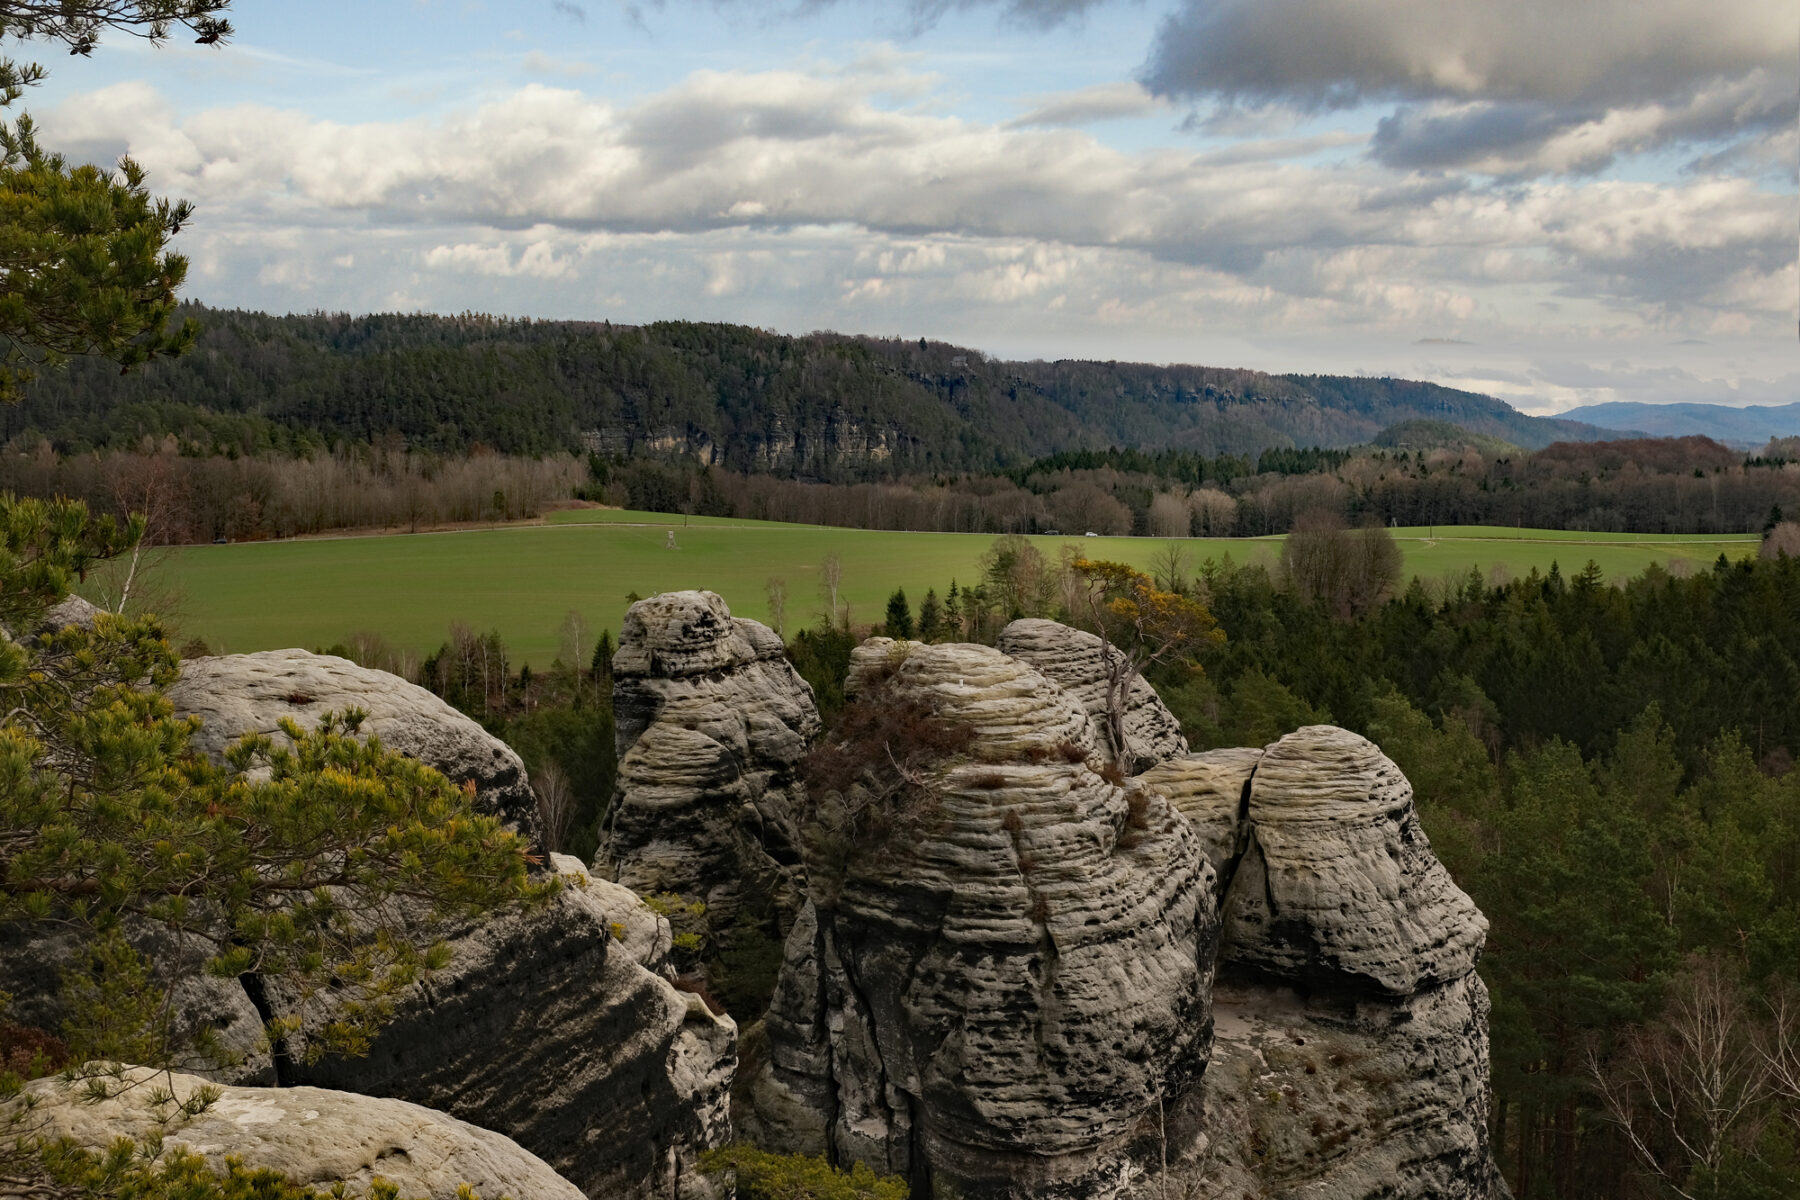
[1561,400,1800,447]
[5,305,1620,473]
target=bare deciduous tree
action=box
[819,551,845,628]
[1760,521,1800,559]
[532,761,576,855]
[1591,955,1781,1200]
[1146,491,1190,539]
[1280,510,1403,621]
[765,575,788,638]
[558,609,591,694]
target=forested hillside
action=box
[4,305,1612,471]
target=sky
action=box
[15,0,1800,415]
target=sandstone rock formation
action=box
[1136,747,1260,895]
[1167,973,1504,1200]
[169,649,539,840]
[14,1065,585,1200]
[996,617,1187,771]
[748,617,1504,1200]
[282,855,736,1200]
[13,641,738,1200]
[749,639,1217,1199]
[1134,727,1503,1200]
[605,591,820,935]
[1220,726,1487,996]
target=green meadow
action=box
[128,511,1760,667]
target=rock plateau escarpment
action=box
[748,638,1218,1199]
[12,1066,586,1200]
[741,621,1505,1200]
[604,590,820,939]
[996,617,1188,770]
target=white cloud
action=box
[33,39,1796,415]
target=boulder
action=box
[14,1064,584,1200]
[605,591,819,936]
[168,649,539,841]
[0,917,276,1087]
[995,618,1188,771]
[751,641,1217,1200]
[282,855,736,1200]
[1219,726,1486,996]
[39,593,102,633]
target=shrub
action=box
[698,1146,908,1200]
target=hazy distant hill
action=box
[1560,401,1800,447]
[5,305,1618,474]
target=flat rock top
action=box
[17,1066,586,1200]
[614,589,785,678]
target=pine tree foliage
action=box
[0,2,221,402]
[0,495,549,1069]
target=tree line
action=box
[598,435,1800,538]
[0,442,586,542]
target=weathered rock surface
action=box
[1137,747,1261,895]
[283,855,735,1200]
[1132,975,1505,1200]
[39,593,102,633]
[751,640,1216,1200]
[1220,726,1486,996]
[14,1064,585,1200]
[995,618,1188,771]
[1127,726,1505,1200]
[169,649,539,840]
[605,591,819,935]
[0,917,277,1087]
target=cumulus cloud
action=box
[42,65,1791,336]
[1127,0,1798,180]
[1369,71,1796,176]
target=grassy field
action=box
[122,512,1760,667]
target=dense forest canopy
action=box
[4,304,1617,471]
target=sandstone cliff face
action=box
[996,618,1188,771]
[605,591,820,936]
[14,1065,585,1200]
[750,640,1217,1200]
[168,649,539,841]
[283,856,736,1200]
